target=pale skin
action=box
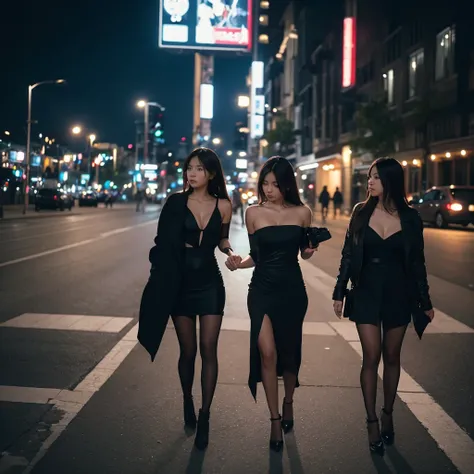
[332,165,434,321]
[186,156,241,265]
[225,171,316,443]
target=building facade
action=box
[260,0,474,212]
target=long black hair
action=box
[353,157,410,237]
[257,156,304,206]
[183,147,230,201]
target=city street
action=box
[1,206,473,474]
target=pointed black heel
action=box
[281,398,294,433]
[381,407,395,445]
[366,418,385,456]
[183,396,197,429]
[269,415,284,452]
[194,409,210,450]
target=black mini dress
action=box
[172,198,228,317]
[350,226,411,329]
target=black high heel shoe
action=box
[194,409,210,450]
[281,398,294,433]
[381,407,395,445]
[366,418,384,456]
[269,415,284,452]
[183,396,197,429]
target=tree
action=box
[264,115,296,155]
[351,99,403,158]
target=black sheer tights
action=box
[356,323,407,421]
[172,315,223,413]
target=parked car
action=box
[78,191,99,207]
[35,189,73,211]
[411,186,474,228]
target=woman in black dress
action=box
[226,157,316,452]
[332,158,434,455]
[140,148,241,451]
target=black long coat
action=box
[332,203,432,312]
[137,191,189,361]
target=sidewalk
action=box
[11,228,467,474]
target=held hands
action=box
[225,253,242,271]
[333,300,343,319]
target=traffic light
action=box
[151,111,165,145]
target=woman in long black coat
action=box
[138,148,241,450]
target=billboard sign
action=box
[342,17,356,88]
[250,60,264,139]
[159,0,253,52]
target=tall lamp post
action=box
[136,100,165,164]
[23,79,66,214]
[72,126,96,184]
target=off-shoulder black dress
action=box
[172,198,229,317]
[247,225,308,400]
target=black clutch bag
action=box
[412,306,431,340]
[306,227,332,247]
[343,288,354,318]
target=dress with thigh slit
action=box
[247,225,308,400]
[172,198,227,317]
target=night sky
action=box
[1,0,250,151]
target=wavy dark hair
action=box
[353,157,410,238]
[183,147,230,200]
[257,156,304,206]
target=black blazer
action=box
[137,191,189,361]
[332,203,432,311]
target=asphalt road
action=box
[0,205,473,474]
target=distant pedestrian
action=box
[318,186,330,222]
[332,187,343,218]
[332,157,434,456]
[232,189,244,227]
[138,147,241,451]
[225,157,318,452]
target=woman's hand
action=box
[225,254,242,271]
[301,243,318,260]
[425,308,435,320]
[333,300,343,318]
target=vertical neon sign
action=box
[342,17,356,88]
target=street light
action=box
[4,131,10,136]
[212,137,222,145]
[71,127,97,184]
[136,99,165,164]
[24,78,66,214]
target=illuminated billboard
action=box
[342,17,356,88]
[159,0,253,52]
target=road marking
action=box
[331,322,474,474]
[0,223,99,244]
[1,313,134,332]
[0,220,155,268]
[0,386,61,404]
[425,309,474,334]
[3,323,140,474]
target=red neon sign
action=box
[342,17,356,88]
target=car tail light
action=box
[447,202,463,211]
